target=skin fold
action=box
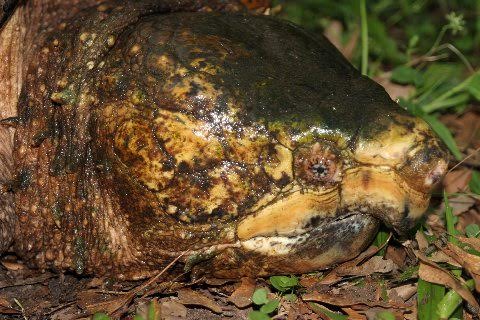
[0,0,448,280]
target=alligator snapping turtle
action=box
[0,0,448,280]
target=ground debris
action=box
[228,277,256,308]
[417,252,480,311]
[177,288,223,313]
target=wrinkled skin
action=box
[0,0,448,280]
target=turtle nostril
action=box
[397,143,449,193]
[424,159,448,188]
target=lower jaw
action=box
[194,213,379,279]
[245,213,379,268]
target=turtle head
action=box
[231,105,449,276]
[349,110,449,234]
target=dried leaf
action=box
[289,300,314,320]
[0,273,54,289]
[448,195,476,216]
[440,111,480,150]
[387,284,417,302]
[0,261,24,271]
[415,231,430,251]
[443,169,471,193]
[337,256,396,276]
[0,298,13,309]
[324,21,343,51]
[302,292,409,309]
[457,236,480,252]
[0,307,20,315]
[338,29,358,61]
[0,297,19,315]
[442,243,480,292]
[77,290,131,315]
[426,213,447,234]
[240,0,270,10]
[81,253,185,317]
[177,288,222,313]
[161,300,187,319]
[51,306,81,320]
[445,243,480,274]
[299,275,324,289]
[385,246,408,269]
[375,74,415,100]
[86,277,105,289]
[429,251,462,267]
[404,304,417,320]
[417,256,479,312]
[321,245,382,285]
[342,307,367,320]
[228,277,256,308]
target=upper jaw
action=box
[340,166,432,235]
[354,113,449,192]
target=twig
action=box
[13,299,28,320]
[132,250,189,296]
[45,301,76,317]
[0,273,54,289]
[448,146,480,173]
[108,250,189,316]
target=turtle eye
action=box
[294,143,341,186]
[303,155,336,182]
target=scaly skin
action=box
[1,1,447,280]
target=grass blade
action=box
[417,279,445,320]
[360,0,368,75]
[437,279,475,319]
[422,114,462,160]
[373,227,389,256]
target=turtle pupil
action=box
[311,163,327,177]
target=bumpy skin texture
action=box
[4,0,448,279]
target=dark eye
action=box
[310,162,328,178]
[304,155,336,182]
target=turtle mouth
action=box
[239,211,377,255]
[237,212,380,274]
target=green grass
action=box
[360,0,369,75]
[249,276,300,320]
